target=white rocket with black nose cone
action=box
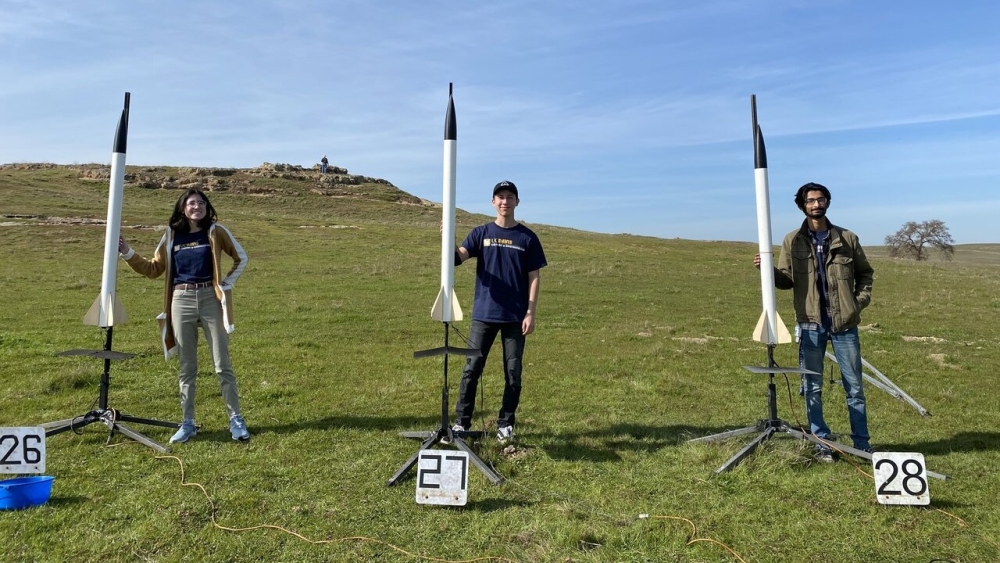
[430,83,463,322]
[83,92,130,328]
[751,95,791,345]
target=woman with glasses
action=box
[118,188,250,444]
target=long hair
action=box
[794,182,832,211]
[169,188,217,233]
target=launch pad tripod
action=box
[387,323,504,486]
[688,344,824,473]
[41,327,181,453]
[688,344,949,480]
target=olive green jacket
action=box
[774,220,873,333]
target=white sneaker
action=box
[496,425,514,444]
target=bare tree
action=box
[884,220,955,261]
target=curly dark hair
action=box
[169,189,217,232]
[794,182,831,211]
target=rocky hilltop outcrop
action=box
[0,162,426,205]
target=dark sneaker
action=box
[858,445,875,455]
[442,424,464,445]
[170,419,197,443]
[815,445,835,463]
[229,415,250,442]
[496,425,515,445]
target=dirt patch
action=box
[674,337,710,344]
[902,335,947,343]
[502,445,531,461]
[928,353,958,368]
[0,215,160,230]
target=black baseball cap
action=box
[492,180,518,198]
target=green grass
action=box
[1,165,999,562]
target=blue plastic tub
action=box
[0,476,55,510]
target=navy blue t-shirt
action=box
[172,229,213,284]
[462,222,547,323]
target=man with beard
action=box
[755,182,875,462]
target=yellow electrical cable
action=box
[645,515,748,563]
[153,454,517,563]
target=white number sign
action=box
[873,452,929,506]
[0,427,46,474]
[416,450,469,506]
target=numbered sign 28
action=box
[0,427,46,474]
[416,450,469,506]
[872,452,929,506]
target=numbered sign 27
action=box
[416,450,469,506]
[0,427,46,474]
[872,452,929,506]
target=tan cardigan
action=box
[121,223,248,359]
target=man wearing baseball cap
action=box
[452,180,547,444]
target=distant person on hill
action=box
[451,180,547,444]
[754,182,875,462]
[320,155,329,174]
[118,188,250,444]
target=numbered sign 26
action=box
[0,427,46,474]
[872,452,929,506]
[416,450,469,506]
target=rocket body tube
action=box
[431,85,463,322]
[84,93,130,328]
[751,96,790,345]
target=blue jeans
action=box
[799,325,870,449]
[455,320,525,428]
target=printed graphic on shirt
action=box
[483,237,524,251]
[174,240,208,252]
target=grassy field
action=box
[1,165,999,562]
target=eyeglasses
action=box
[804,197,828,205]
[186,200,207,207]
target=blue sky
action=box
[2,1,998,244]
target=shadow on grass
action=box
[927,499,973,510]
[245,414,444,436]
[535,423,754,462]
[884,431,1000,455]
[47,495,89,507]
[463,498,534,512]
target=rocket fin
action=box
[774,311,791,344]
[109,294,128,326]
[431,288,446,321]
[450,290,463,322]
[83,294,128,327]
[431,288,464,322]
[752,310,794,344]
[752,310,769,344]
[83,295,103,326]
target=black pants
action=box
[455,320,525,428]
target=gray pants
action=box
[171,287,241,421]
